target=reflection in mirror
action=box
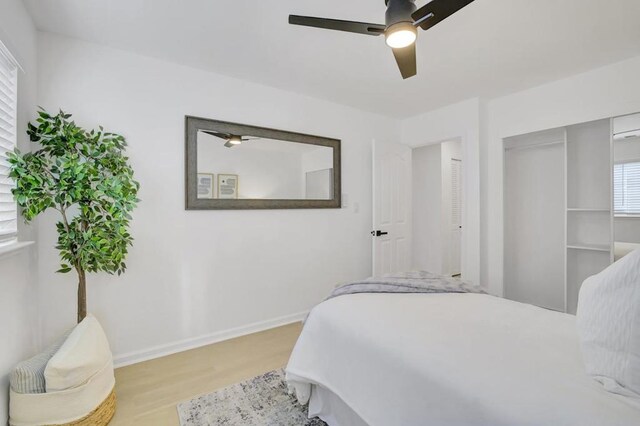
[196,131,334,200]
[185,116,341,210]
[613,112,640,260]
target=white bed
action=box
[286,293,640,426]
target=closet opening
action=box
[503,112,640,315]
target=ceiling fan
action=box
[200,130,259,148]
[289,0,475,79]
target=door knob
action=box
[371,230,389,237]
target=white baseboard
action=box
[113,311,308,368]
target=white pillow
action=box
[44,314,112,392]
[576,249,640,397]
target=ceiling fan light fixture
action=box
[228,135,243,145]
[385,22,417,49]
[289,0,476,79]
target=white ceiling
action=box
[23,0,640,118]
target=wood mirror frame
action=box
[185,116,341,210]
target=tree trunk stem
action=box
[77,268,87,323]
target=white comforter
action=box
[286,293,640,426]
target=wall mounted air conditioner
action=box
[614,129,640,141]
[614,113,640,139]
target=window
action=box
[614,161,640,216]
[0,42,18,245]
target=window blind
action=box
[0,43,18,244]
[614,161,640,215]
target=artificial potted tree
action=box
[7,109,139,425]
[8,109,140,322]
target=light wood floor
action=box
[110,322,303,425]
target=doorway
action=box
[411,139,463,278]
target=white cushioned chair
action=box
[9,315,116,426]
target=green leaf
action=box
[8,108,140,279]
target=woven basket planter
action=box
[55,388,116,426]
[9,316,117,426]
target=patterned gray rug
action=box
[177,369,327,425]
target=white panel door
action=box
[450,159,462,276]
[372,140,412,276]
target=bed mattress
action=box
[286,293,640,426]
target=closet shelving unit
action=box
[565,119,613,314]
[504,119,613,315]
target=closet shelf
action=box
[566,244,611,253]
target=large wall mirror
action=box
[613,112,640,254]
[185,116,341,209]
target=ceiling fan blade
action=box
[289,15,385,36]
[392,44,416,79]
[411,0,475,31]
[201,130,231,140]
[224,141,234,148]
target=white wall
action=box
[503,138,566,311]
[483,55,640,296]
[615,217,640,243]
[301,147,333,174]
[402,98,481,285]
[412,143,442,272]
[0,0,38,422]
[35,33,401,365]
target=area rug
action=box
[177,369,327,425]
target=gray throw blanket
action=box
[327,271,484,301]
